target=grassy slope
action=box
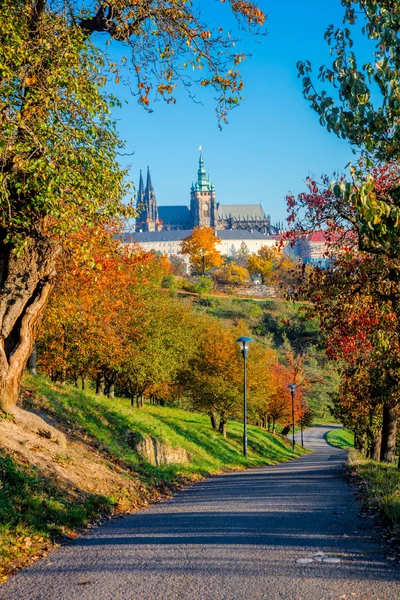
[0,374,307,580]
[326,428,354,449]
[28,375,305,476]
[326,427,400,534]
[348,452,400,535]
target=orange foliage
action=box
[180,227,223,275]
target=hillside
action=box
[0,374,307,581]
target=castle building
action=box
[135,151,280,234]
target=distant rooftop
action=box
[218,204,268,221]
[122,229,281,244]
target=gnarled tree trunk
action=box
[0,236,59,413]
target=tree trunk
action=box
[0,236,59,413]
[369,436,381,461]
[0,236,67,446]
[96,373,104,395]
[219,418,227,438]
[108,383,115,399]
[380,402,398,463]
[209,411,218,430]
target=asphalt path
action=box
[1,426,400,600]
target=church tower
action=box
[190,150,218,228]
[135,167,160,232]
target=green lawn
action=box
[326,427,354,449]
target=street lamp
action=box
[236,336,253,458]
[288,384,296,450]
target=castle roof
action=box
[158,206,191,226]
[218,204,267,221]
[122,229,279,243]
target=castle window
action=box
[203,203,209,217]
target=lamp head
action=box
[288,383,296,395]
[236,336,253,357]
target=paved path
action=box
[1,426,399,600]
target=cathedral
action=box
[135,152,279,234]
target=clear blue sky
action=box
[107,1,356,224]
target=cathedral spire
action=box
[138,169,144,195]
[136,169,145,211]
[146,165,153,192]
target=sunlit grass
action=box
[326,428,354,449]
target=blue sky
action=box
[107,1,359,224]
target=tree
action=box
[290,251,400,463]
[169,255,187,277]
[183,318,242,436]
[212,261,249,286]
[286,165,400,463]
[247,246,275,284]
[247,246,296,286]
[0,4,129,416]
[235,241,250,267]
[298,1,400,163]
[180,227,223,276]
[297,1,400,253]
[0,0,266,415]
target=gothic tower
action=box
[135,167,159,232]
[190,150,218,228]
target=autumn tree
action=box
[247,246,297,287]
[247,246,275,284]
[0,0,266,418]
[212,261,249,287]
[290,252,400,463]
[182,318,242,436]
[180,227,223,276]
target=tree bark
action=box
[368,436,381,461]
[209,411,218,430]
[219,418,227,438]
[380,402,398,463]
[0,236,59,413]
[96,372,104,395]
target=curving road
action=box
[1,426,399,600]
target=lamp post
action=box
[236,336,253,458]
[288,384,296,450]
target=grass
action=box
[0,374,308,580]
[348,451,400,535]
[26,375,307,478]
[0,451,112,581]
[326,427,354,449]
